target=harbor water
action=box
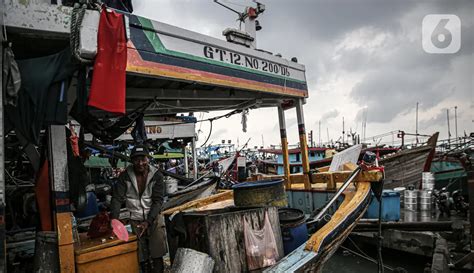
[323,244,430,273]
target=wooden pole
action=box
[0,4,6,270]
[416,102,419,144]
[192,135,198,180]
[277,106,291,188]
[183,145,189,178]
[447,109,451,147]
[295,99,311,190]
[468,174,474,249]
[48,126,75,273]
[454,106,458,144]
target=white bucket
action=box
[165,178,178,194]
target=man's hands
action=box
[137,221,149,238]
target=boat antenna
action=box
[446,109,451,147]
[454,106,458,144]
[319,120,322,147]
[327,127,330,145]
[214,0,243,20]
[342,117,345,146]
[416,102,419,144]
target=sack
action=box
[243,212,280,270]
[87,211,112,238]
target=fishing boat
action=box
[162,147,384,272]
[162,176,219,211]
[380,132,439,189]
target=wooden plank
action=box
[342,162,357,171]
[75,234,138,255]
[316,166,330,172]
[75,242,137,264]
[288,170,383,185]
[57,212,75,273]
[162,190,233,215]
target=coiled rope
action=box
[70,0,100,63]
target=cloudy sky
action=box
[135,0,473,148]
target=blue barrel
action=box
[232,179,287,207]
[76,191,99,218]
[278,208,308,255]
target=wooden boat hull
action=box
[264,182,372,272]
[162,178,217,211]
[381,133,438,189]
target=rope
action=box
[241,108,249,132]
[200,120,213,147]
[70,1,100,63]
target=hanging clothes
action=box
[102,0,133,13]
[88,8,127,115]
[131,113,147,143]
[4,47,76,145]
[44,80,71,126]
[2,45,21,106]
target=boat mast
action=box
[416,102,419,144]
[447,109,451,148]
[454,106,458,144]
[342,116,345,146]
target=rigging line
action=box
[339,246,395,272]
[222,0,247,8]
[200,120,214,148]
[347,236,371,258]
[153,98,255,112]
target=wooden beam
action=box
[48,126,75,273]
[278,106,291,188]
[0,2,5,267]
[288,170,383,185]
[162,190,233,215]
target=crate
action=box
[74,233,139,273]
[364,190,400,221]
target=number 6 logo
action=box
[422,14,461,54]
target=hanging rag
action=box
[2,45,21,106]
[88,8,127,115]
[4,47,76,145]
[70,101,149,143]
[66,127,89,213]
[102,0,133,13]
[131,113,147,143]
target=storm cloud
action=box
[135,0,473,147]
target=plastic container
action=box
[165,177,178,194]
[364,190,400,221]
[232,179,287,207]
[171,248,215,273]
[278,208,308,255]
[76,191,99,218]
